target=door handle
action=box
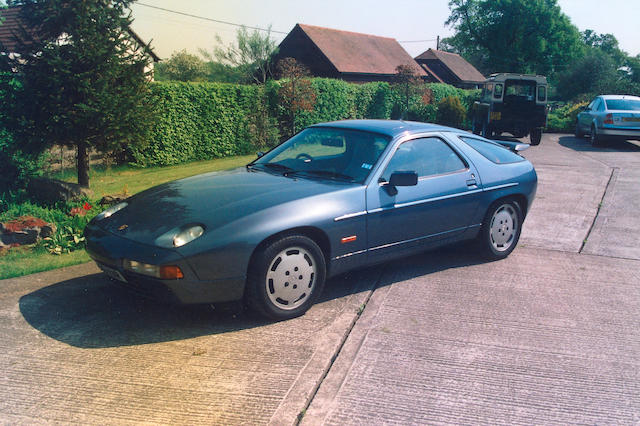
[466,178,477,187]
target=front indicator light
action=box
[123,260,184,280]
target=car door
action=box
[366,135,482,262]
[580,98,599,131]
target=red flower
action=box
[69,207,87,217]
[83,202,92,211]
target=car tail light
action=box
[604,113,614,124]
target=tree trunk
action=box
[77,140,90,188]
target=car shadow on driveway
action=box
[19,245,489,349]
[558,135,640,152]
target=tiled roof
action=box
[0,6,160,61]
[297,24,426,76]
[0,6,31,52]
[415,48,485,83]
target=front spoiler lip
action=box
[85,223,246,304]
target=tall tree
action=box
[0,0,156,188]
[203,26,278,84]
[442,0,584,77]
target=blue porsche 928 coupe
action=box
[85,120,537,320]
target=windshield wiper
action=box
[300,170,356,182]
[250,162,296,176]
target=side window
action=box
[587,99,596,110]
[494,84,503,99]
[382,137,466,182]
[597,99,606,111]
[537,86,546,102]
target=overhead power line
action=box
[398,39,438,43]
[135,2,289,34]
[136,3,437,44]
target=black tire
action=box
[472,118,481,135]
[246,235,326,320]
[590,125,602,147]
[478,200,523,260]
[574,121,583,138]
[530,128,542,145]
[481,120,492,138]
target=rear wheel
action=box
[481,120,493,138]
[530,128,542,145]
[472,117,481,135]
[478,200,522,260]
[590,125,602,147]
[246,235,326,320]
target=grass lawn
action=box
[0,154,256,280]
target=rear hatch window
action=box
[459,136,525,164]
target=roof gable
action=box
[0,6,160,62]
[296,24,425,76]
[415,49,484,83]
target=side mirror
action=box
[385,171,418,195]
[389,171,418,187]
[256,151,265,158]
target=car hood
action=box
[95,167,357,245]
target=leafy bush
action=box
[546,102,587,132]
[0,129,46,195]
[436,96,466,128]
[407,103,437,123]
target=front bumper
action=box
[85,224,245,304]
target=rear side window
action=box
[460,136,524,164]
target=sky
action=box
[129,0,640,61]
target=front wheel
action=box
[530,128,542,145]
[246,235,326,320]
[478,200,523,260]
[574,121,583,138]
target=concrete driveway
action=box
[1,133,639,424]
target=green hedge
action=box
[133,79,480,166]
[130,82,260,166]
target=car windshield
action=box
[605,99,640,111]
[251,127,391,184]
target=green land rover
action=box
[472,73,548,145]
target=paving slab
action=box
[519,134,611,252]
[0,263,381,424]
[303,247,640,425]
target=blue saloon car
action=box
[85,120,537,320]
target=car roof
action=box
[599,95,640,100]
[309,119,464,138]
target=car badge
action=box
[118,224,128,231]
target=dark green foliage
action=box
[0,0,156,188]
[443,0,584,77]
[436,96,466,129]
[407,103,437,123]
